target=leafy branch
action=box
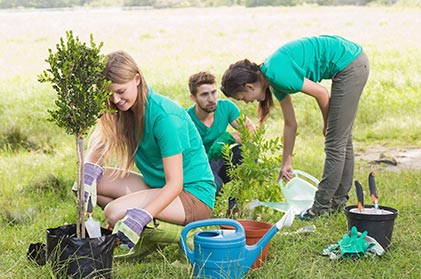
[219,114,283,217]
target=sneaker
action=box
[298,208,329,221]
[298,208,318,221]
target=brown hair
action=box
[188,71,216,96]
[220,59,274,125]
[89,50,148,176]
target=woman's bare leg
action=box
[96,168,150,208]
[97,168,185,227]
[103,189,185,227]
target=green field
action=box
[0,6,420,279]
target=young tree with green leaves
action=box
[38,30,111,238]
[219,115,283,217]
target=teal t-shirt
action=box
[260,35,363,101]
[186,99,240,154]
[135,88,216,209]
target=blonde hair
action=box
[89,51,148,176]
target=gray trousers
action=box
[312,51,370,213]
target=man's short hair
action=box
[188,71,216,96]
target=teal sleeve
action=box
[227,100,241,123]
[155,113,189,157]
[261,52,304,101]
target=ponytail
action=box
[257,87,274,126]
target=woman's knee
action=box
[103,201,126,227]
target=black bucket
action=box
[344,205,398,250]
[46,224,117,279]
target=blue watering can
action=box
[180,208,295,279]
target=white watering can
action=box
[249,170,319,215]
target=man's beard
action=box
[199,103,216,113]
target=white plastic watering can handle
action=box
[179,218,244,264]
[280,169,320,188]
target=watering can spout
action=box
[244,208,295,269]
[244,225,278,268]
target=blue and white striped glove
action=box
[72,162,104,208]
[113,208,153,249]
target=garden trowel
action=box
[368,171,379,210]
[354,180,364,212]
[86,196,101,238]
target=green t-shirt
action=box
[186,99,240,154]
[135,88,216,209]
[260,35,363,101]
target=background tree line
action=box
[1,0,416,9]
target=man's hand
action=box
[208,132,236,160]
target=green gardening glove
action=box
[338,226,374,259]
[208,132,237,160]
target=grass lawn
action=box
[0,5,420,279]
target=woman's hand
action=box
[278,165,294,182]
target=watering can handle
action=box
[280,170,320,187]
[180,218,244,264]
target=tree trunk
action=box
[76,137,86,238]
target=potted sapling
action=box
[38,30,116,279]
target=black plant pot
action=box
[344,205,398,250]
[46,224,117,279]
